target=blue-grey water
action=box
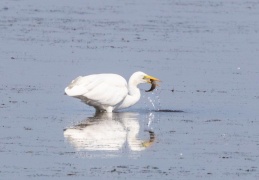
[1,0,259,179]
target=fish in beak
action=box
[144,75,160,92]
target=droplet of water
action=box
[155,89,162,110]
[148,96,156,110]
[179,153,184,159]
[147,112,154,127]
[145,89,161,111]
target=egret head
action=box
[130,71,160,85]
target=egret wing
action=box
[65,74,128,106]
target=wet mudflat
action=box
[1,0,259,179]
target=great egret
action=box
[64,71,160,112]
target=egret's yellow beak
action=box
[144,75,160,83]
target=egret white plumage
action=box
[64,71,160,112]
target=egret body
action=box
[65,71,160,112]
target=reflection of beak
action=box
[141,130,155,148]
[144,75,160,83]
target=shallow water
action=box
[1,0,259,179]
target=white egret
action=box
[64,71,160,112]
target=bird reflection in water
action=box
[64,112,155,152]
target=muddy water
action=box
[1,0,259,179]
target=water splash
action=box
[147,112,154,128]
[155,90,162,110]
[143,88,162,111]
[147,96,156,110]
[142,111,160,132]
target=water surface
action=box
[0,0,259,179]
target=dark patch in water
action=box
[154,109,184,113]
[221,156,231,159]
[67,173,76,176]
[196,90,206,93]
[181,119,193,123]
[205,119,221,122]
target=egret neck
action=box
[116,76,141,110]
